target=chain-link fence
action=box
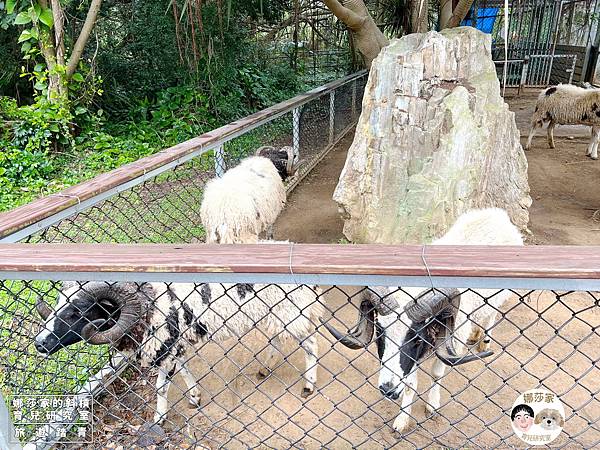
[0,245,599,448]
[0,71,367,246]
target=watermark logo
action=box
[511,388,564,445]
[8,394,93,444]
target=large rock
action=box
[333,27,531,243]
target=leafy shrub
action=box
[0,96,72,153]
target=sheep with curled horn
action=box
[200,145,302,243]
[322,207,523,433]
[34,280,323,425]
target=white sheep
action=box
[200,146,299,243]
[525,84,600,159]
[324,207,523,433]
[34,280,323,425]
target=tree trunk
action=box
[333,28,532,243]
[36,0,102,101]
[410,0,428,33]
[50,0,65,66]
[38,0,64,100]
[440,0,452,29]
[322,0,389,68]
[444,0,475,28]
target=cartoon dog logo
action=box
[534,408,564,431]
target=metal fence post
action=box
[329,90,335,144]
[568,55,577,84]
[351,80,357,118]
[519,57,530,95]
[292,107,301,159]
[546,53,555,86]
[215,145,225,178]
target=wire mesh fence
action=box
[1,260,599,449]
[0,71,367,246]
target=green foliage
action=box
[0,96,73,210]
[0,96,72,152]
[0,0,333,215]
[95,0,185,115]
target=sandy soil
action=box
[509,89,600,245]
[273,131,353,244]
[90,90,600,449]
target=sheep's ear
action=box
[558,415,564,427]
[534,414,541,424]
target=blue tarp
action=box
[461,7,499,34]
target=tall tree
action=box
[6,0,103,101]
[410,0,428,33]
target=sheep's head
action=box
[255,146,302,180]
[34,282,142,355]
[322,288,493,400]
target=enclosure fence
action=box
[0,244,599,449]
[0,70,367,245]
[1,66,599,448]
[495,54,577,91]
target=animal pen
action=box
[0,70,599,449]
[467,0,600,88]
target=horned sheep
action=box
[34,280,323,425]
[525,84,600,159]
[324,207,524,433]
[200,146,300,243]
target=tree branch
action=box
[322,0,364,30]
[66,0,103,78]
[444,0,475,28]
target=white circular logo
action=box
[511,388,564,445]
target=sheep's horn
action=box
[435,310,494,366]
[406,288,494,365]
[35,296,52,320]
[254,145,275,156]
[405,288,460,323]
[321,294,375,349]
[81,285,142,345]
[284,146,296,174]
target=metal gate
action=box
[495,54,577,90]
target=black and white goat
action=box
[323,208,523,433]
[200,146,301,243]
[34,281,323,424]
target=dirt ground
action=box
[508,88,600,245]
[95,89,600,449]
[273,131,354,244]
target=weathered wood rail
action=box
[1,244,599,281]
